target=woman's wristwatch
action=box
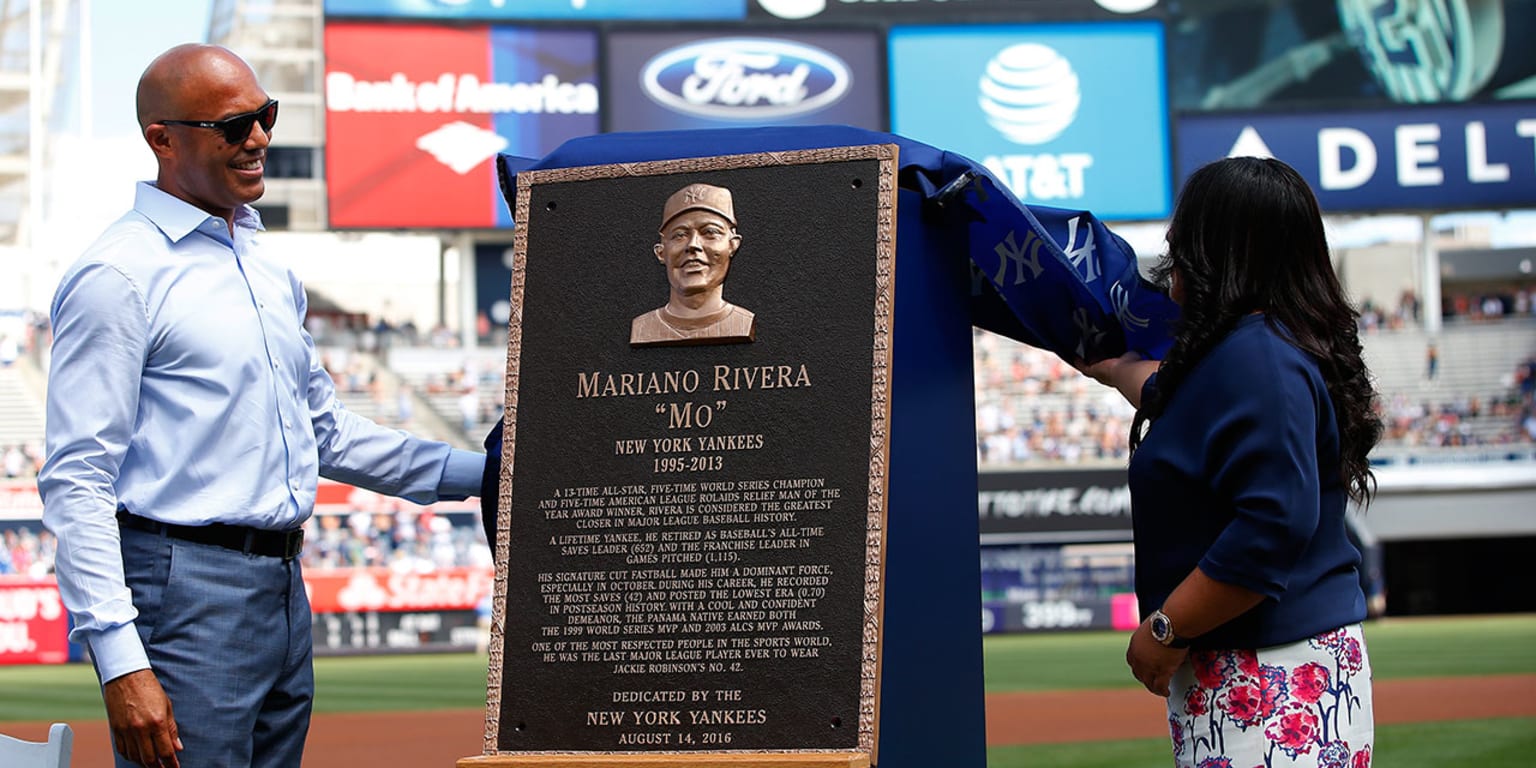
[1149,609,1192,649]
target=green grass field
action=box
[3,614,1533,766]
[985,718,1536,768]
[982,612,1536,692]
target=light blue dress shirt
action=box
[39,182,484,682]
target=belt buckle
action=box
[282,528,305,561]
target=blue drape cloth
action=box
[496,124,1179,362]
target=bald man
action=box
[39,44,484,767]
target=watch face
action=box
[1151,613,1171,641]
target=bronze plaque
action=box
[486,146,897,759]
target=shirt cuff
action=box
[88,622,151,684]
[439,449,488,501]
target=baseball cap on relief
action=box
[660,184,736,231]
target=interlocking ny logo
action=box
[992,230,1046,286]
[1062,215,1099,283]
[1110,280,1150,329]
[991,215,1099,286]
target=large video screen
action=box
[1170,0,1536,111]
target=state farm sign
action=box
[0,577,68,665]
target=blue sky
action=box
[40,0,212,272]
[74,0,211,139]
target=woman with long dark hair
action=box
[1081,156,1383,768]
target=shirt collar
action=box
[133,181,266,243]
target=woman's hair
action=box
[1130,156,1383,505]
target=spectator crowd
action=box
[0,525,55,577]
[2,443,44,479]
[300,503,491,572]
[974,331,1536,469]
[1372,357,1536,455]
[974,330,1135,467]
[1358,288,1535,332]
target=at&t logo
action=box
[758,0,1156,19]
[980,43,1079,144]
[977,43,1094,203]
[758,0,826,18]
[642,38,851,119]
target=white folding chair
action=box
[0,722,73,768]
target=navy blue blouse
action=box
[1128,314,1366,649]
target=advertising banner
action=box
[315,609,486,654]
[977,467,1132,541]
[0,479,42,520]
[323,0,744,20]
[304,565,494,614]
[0,577,68,665]
[604,29,884,133]
[1176,100,1536,213]
[0,566,496,664]
[979,540,1138,634]
[324,23,599,229]
[750,0,1163,22]
[889,22,1171,220]
[982,596,1123,633]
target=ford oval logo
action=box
[641,38,851,120]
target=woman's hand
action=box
[1126,618,1188,697]
[1075,350,1142,386]
[1074,351,1159,409]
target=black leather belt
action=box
[117,509,304,561]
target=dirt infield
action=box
[13,674,1534,767]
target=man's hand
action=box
[1126,618,1188,697]
[103,669,182,768]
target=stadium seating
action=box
[1362,318,1536,462]
[383,346,508,447]
[1362,318,1534,397]
[973,317,1536,468]
[0,363,44,449]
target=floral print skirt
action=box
[1166,624,1373,768]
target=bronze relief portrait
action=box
[630,183,757,347]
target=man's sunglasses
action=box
[156,99,278,144]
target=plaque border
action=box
[484,144,899,759]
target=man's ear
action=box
[144,125,175,160]
[654,242,665,262]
